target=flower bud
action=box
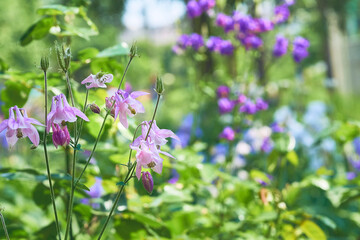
[141,171,154,194]
[89,103,101,114]
[155,77,164,95]
[40,56,49,72]
[52,123,70,148]
[129,42,138,58]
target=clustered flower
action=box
[175,0,310,63]
[186,0,215,18]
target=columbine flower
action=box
[0,106,43,147]
[292,37,310,63]
[187,0,202,18]
[273,35,289,57]
[47,94,89,133]
[216,85,230,98]
[138,120,180,146]
[218,98,235,114]
[52,123,70,148]
[113,90,148,128]
[105,96,116,118]
[81,72,113,89]
[219,126,235,141]
[141,171,154,194]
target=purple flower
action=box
[216,13,231,28]
[347,172,357,180]
[0,106,43,147]
[190,33,204,51]
[353,137,360,156]
[177,34,191,49]
[351,160,360,172]
[172,114,193,149]
[199,0,215,12]
[219,126,235,141]
[255,98,269,111]
[47,94,89,133]
[239,100,257,114]
[125,82,132,93]
[105,95,116,118]
[218,98,235,114]
[273,35,289,57]
[51,123,70,148]
[253,18,274,33]
[206,36,223,51]
[261,137,273,153]
[239,35,263,50]
[216,85,230,98]
[236,94,247,104]
[142,171,154,194]
[113,90,148,128]
[285,0,296,6]
[168,169,180,184]
[187,0,202,18]
[81,72,113,89]
[138,120,180,147]
[292,37,310,62]
[271,122,284,133]
[81,177,104,209]
[274,5,290,24]
[233,12,253,33]
[219,40,234,55]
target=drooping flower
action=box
[218,98,235,114]
[113,90,149,128]
[81,72,113,89]
[292,37,310,62]
[105,96,116,118]
[0,106,43,147]
[273,35,289,57]
[187,0,202,18]
[47,94,89,133]
[219,126,235,141]
[52,123,70,148]
[216,85,230,98]
[142,171,154,193]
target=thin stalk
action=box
[64,56,135,240]
[97,93,161,239]
[0,212,10,240]
[65,71,76,107]
[43,70,62,240]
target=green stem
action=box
[43,70,62,240]
[97,93,161,239]
[64,56,135,240]
[0,212,10,240]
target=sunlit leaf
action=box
[300,220,326,240]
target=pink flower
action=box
[113,90,149,128]
[130,121,177,180]
[47,94,89,133]
[105,96,116,118]
[81,72,113,89]
[0,106,43,147]
[141,171,154,194]
[52,123,70,148]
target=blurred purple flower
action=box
[190,33,204,51]
[219,40,234,55]
[261,137,273,153]
[273,35,289,57]
[292,37,310,63]
[207,36,222,51]
[218,98,235,114]
[274,5,290,24]
[285,0,296,6]
[354,137,360,156]
[81,177,104,209]
[187,0,202,18]
[216,85,230,98]
[236,94,247,104]
[351,160,360,172]
[199,0,215,11]
[239,100,257,114]
[125,82,132,93]
[233,12,253,33]
[216,13,234,32]
[270,122,284,133]
[239,35,263,50]
[255,98,269,111]
[219,126,235,141]
[177,34,191,49]
[168,169,180,184]
[172,114,193,148]
[254,18,274,33]
[347,172,357,180]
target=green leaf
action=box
[37,4,79,15]
[286,151,299,166]
[300,220,327,240]
[97,43,130,58]
[32,183,52,209]
[1,80,32,113]
[78,47,99,61]
[76,183,90,191]
[20,17,54,46]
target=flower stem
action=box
[43,70,62,240]
[64,56,134,240]
[97,93,161,239]
[0,212,10,240]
